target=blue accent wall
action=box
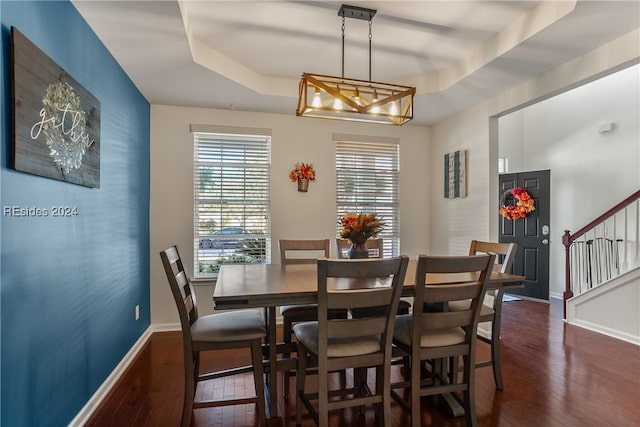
[1,2,150,426]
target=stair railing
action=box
[562,190,640,318]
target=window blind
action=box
[335,139,400,257]
[194,132,271,278]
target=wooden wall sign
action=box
[444,149,467,198]
[11,27,101,188]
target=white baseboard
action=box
[68,325,172,426]
[153,323,181,332]
[549,291,563,300]
[569,318,640,346]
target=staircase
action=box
[562,190,640,345]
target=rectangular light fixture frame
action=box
[296,73,415,126]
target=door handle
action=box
[542,239,549,245]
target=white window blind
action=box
[335,138,400,257]
[194,131,271,278]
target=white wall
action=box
[430,103,499,256]
[429,29,639,298]
[500,64,640,298]
[567,268,640,345]
[150,108,430,325]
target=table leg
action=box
[265,306,282,425]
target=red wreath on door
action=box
[499,187,535,220]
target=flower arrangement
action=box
[289,162,316,182]
[499,187,535,220]
[339,212,384,243]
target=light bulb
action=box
[333,86,343,110]
[311,88,321,108]
[389,100,398,116]
[371,90,380,114]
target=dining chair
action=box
[278,239,347,400]
[336,238,412,317]
[391,254,495,427]
[159,245,266,427]
[294,256,409,427]
[448,240,518,390]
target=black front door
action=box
[499,170,550,300]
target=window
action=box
[335,135,400,257]
[193,128,271,278]
[498,157,509,174]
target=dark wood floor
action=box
[86,299,640,426]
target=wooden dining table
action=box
[214,258,524,426]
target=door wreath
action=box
[499,187,535,220]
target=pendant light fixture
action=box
[296,4,416,125]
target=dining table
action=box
[214,258,525,426]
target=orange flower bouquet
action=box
[339,212,384,244]
[499,187,535,220]
[289,162,316,182]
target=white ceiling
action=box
[72,1,640,126]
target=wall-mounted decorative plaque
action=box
[11,27,100,188]
[444,149,467,198]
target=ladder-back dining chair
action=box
[336,238,411,317]
[160,245,266,427]
[294,256,409,427]
[391,254,494,427]
[448,240,517,390]
[278,239,347,399]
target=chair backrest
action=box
[160,245,198,340]
[335,238,384,259]
[316,256,409,357]
[279,239,330,264]
[412,254,495,343]
[468,240,517,273]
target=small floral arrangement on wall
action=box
[289,162,316,182]
[289,162,316,192]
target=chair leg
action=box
[181,352,196,427]
[448,355,460,384]
[251,339,267,427]
[463,352,478,427]
[410,354,421,427]
[378,364,392,427]
[353,367,363,391]
[355,367,367,415]
[431,358,444,406]
[296,342,307,426]
[192,352,200,395]
[491,301,505,390]
[282,316,293,400]
[318,358,329,427]
[283,371,290,401]
[402,355,410,380]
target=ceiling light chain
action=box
[296,4,416,125]
[341,15,346,79]
[368,19,372,82]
